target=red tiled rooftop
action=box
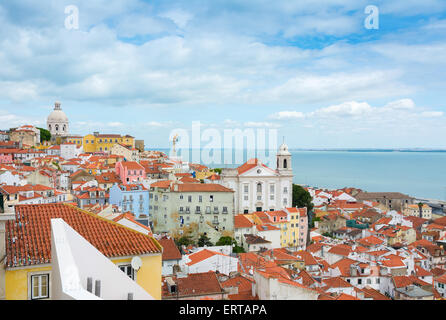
[234,215,254,228]
[158,238,182,261]
[5,203,162,268]
[162,272,223,298]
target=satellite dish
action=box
[131,256,142,271]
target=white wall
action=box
[50,218,154,300]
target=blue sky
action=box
[0,0,445,148]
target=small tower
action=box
[276,140,292,175]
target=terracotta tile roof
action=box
[5,203,162,268]
[392,276,414,288]
[120,161,145,171]
[328,244,352,256]
[415,265,433,277]
[358,235,385,247]
[95,172,121,184]
[244,234,271,245]
[186,249,228,266]
[436,273,446,285]
[431,267,446,278]
[234,214,254,228]
[162,271,223,298]
[380,255,406,268]
[236,158,271,175]
[220,275,254,294]
[322,276,353,289]
[294,250,318,265]
[158,238,182,261]
[261,248,299,262]
[150,180,172,189]
[330,258,357,277]
[336,293,360,300]
[306,242,323,254]
[360,287,391,300]
[173,183,234,193]
[297,269,318,287]
[179,176,201,183]
[238,252,276,273]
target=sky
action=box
[0,0,445,149]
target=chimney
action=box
[0,211,15,300]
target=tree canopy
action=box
[216,236,235,246]
[37,127,51,143]
[198,234,213,247]
[292,184,314,212]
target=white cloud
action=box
[420,111,444,118]
[270,111,305,120]
[243,121,281,128]
[384,98,416,110]
[310,101,373,118]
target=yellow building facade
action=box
[5,253,162,300]
[83,133,135,153]
[66,136,84,147]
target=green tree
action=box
[176,235,194,247]
[37,127,51,143]
[216,236,235,246]
[292,184,314,211]
[233,245,245,254]
[198,234,213,247]
[211,168,222,174]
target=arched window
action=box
[257,183,262,193]
[55,124,59,131]
[48,124,51,131]
[63,124,66,132]
[283,159,287,169]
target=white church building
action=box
[219,143,293,214]
[47,101,69,139]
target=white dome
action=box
[47,109,68,122]
[277,143,291,156]
[47,101,69,137]
[47,101,68,123]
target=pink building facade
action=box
[115,161,146,185]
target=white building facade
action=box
[47,101,69,138]
[219,143,293,214]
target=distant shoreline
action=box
[145,147,446,153]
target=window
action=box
[119,264,135,280]
[188,195,192,202]
[284,187,288,194]
[244,185,249,193]
[31,274,49,300]
[257,183,262,193]
[367,279,371,284]
[210,195,214,202]
[199,195,202,202]
[206,206,211,214]
[270,184,275,193]
[357,279,362,285]
[223,207,228,214]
